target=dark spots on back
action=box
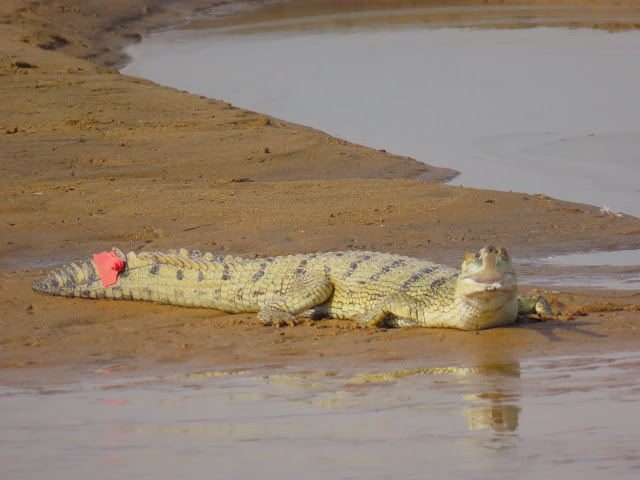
[369,259,406,282]
[391,259,407,268]
[344,256,370,278]
[221,266,231,281]
[118,264,130,279]
[253,269,265,282]
[252,263,266,282]
[252,290,266,297]
[294,259,308,276]
[400,266,436,291]
[368,266,390,282]
[429,276,449,290]
[86,264,98,283]
[150,264,160,276]
[401,274,420,290]
[335,252,344,257]
[82,290,91,297]
[344,262,359,278]
[197,271,205,282]
[176,270,184,281]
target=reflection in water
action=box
[3,353,640,479]
[464,391,521,432]
[344,361,522,432]
[464,362,521,432]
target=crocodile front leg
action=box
[357,293,425,328]
[517,292,555,319]
[258,272,333,326]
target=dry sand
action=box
[1,0,640,385]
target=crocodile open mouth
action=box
[468,271,505,284]
[460,272,514,293]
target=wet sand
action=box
[2,0,640,386]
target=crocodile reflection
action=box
[463,389,521,432]
[182,361,523,432]
[347,361,521,432]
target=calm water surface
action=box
[516,249,640,290]
[2,353,640,479]
[121,9,640,217]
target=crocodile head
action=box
[454,246,518,329]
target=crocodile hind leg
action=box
[258,272,333,326]
[517,292,555,320]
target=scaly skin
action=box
[31,246,554,330]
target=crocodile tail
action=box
[31,248,127,298]
[32,248,229,308]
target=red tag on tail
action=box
[93,251,125,287]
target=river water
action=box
[121,5,640,218]
[3,352,640,479]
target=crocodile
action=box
[31,246,554,330]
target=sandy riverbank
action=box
[1,0,640,385]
